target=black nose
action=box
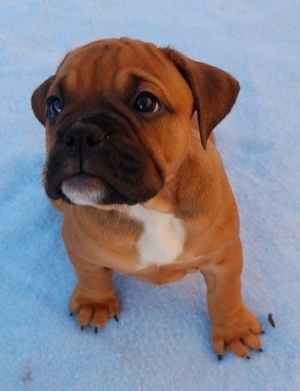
[63,124,103,153]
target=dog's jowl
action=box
[31,37,263,359]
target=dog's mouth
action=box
[60,174,106,206]
[56,170,162,207]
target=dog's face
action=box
[32,38,239,206]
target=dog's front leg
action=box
[67,248,120,331]
[200,239,263,359]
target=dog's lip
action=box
[62,173,103,188]
[60,173,105,196]
[59,173,106,205]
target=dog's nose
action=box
[63,124,103,153]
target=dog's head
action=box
[32,38,239,207]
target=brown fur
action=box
[31,38,262,359]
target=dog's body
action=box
[32,38,262,359]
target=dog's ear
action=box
[161,48,240,149]
[31,76,55,126]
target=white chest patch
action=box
[129,205,185,267]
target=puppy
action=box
[31,38,263,359]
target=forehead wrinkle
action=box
[128,71,166,95]
[119,38,171,72]
[56,52,102,99]
[109,46,169,97]
[78,45,124,91]
[53,50,125,111]
[54,39,176,105]
[54,75,75,101]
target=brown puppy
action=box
[31,38,263,359]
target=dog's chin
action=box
[58,173,163,208]
[61,174,106,206]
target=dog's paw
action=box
[211,306,263,359]
[69,286,121,330]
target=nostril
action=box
[86,133,101,147]
[64,134,75,147]
[61,124,103,151]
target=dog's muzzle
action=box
[45,112,164,206]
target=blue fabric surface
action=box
[1,1,299,390]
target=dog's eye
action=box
[134,92,160,113]
[47,97,63,119]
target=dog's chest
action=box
[128,205,185,267]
